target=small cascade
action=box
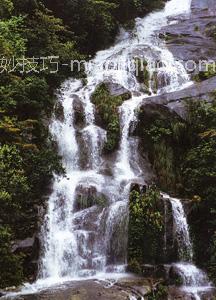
[174,263,210,287]
[163,199,168,259]
[162,193,193,261]
[162,193,212,299]
[173,263,213,300]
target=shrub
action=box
[128,187,164,270]
[92,83,126,153]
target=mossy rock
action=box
[193,63,216,82]
[75,185,108,211]
[134,58,150,93]
[92,82,128,153]
[128,187,165,268]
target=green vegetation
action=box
[76,194,107,210]
[134,58,150,93]
[128,187,164,272]
[147,284,168,300]
[134,57,159,94]
[183,101,216,281]
[194,63,216,82]
[206,24,216,41]
[92,83,130,153]
[136,104,187,193]
[136,99,216,281]
[0,0,166,288]
[0,226,23,288]
[42,0,166,54]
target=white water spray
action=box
[162,193,212,299]
[38,0,194,289]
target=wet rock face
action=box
[12,236,40,282]
[76,131,90,170]
[139,75,216,119]
[168,286,216,300]
[102,81,131,99]
[168,265,184,286]
[74,185,108,211]
[163,200,178,263]
[160,0,216,77]
[54,101,64,122]
[72,95,85,127]
[191,0,216,16]
[3,278,154,300]
[130,183,147,194]
[12,237,37,254]
[54,94,85,127]
[106,206,128,265]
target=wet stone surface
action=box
[2,278,152,300]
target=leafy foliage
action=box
[136,100,216,280]
[92,83,130,153]
[182,101,216,273]
[128,187,164,271]
[42,0,165,53]
[136,105,187,193]
[0,226,23,288]
[194,63,216,82]
[0,16,26,57]
[147,284,168,300]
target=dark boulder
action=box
[168,265,184,286]
[72,95,85,127]
[103,81,131,99]
[139,75,216,119]
[12,236,40,282]
[54,101,64,122]
[140,264,156,278]
[130,183,147,194]
[74,185,108,211]
[12,237,36,254]
[155,264,170,281]
[0,290,5,297]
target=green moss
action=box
[92,83,130,153]
[136,107,186,192]
[136,99,216,278]
[152,71,158,94]
[193,63,216,82]
[0,226,24,288]
[127,258,142,274]
[205,25,216,40]
[147,284,168,300]
[128,187,164,272]
[76,195,107,210]
[134,58,150,92]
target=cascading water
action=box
[162,193,193,261]
[162,194,212,300]
[38,0,194,287]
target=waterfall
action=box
[162,193,193,261]
[162,194,212,300]
[38,0,194,287]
